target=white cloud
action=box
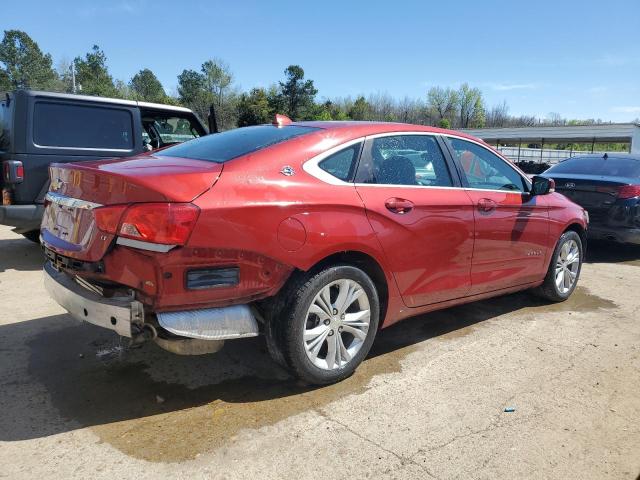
[486,83,541,91]
[611,106,640,113]
[587,86,608,94]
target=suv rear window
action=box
[547,156,640,177]
[160,125,320,163]
[33,102,134,150]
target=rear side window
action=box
[161,125,320,163]
[319,143,361,181]
[358,134,453,187]
[0,98,10,151]
[33,102,134,150]
[547,156,640,178]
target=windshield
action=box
[547,156,640,178]
[160,125,320,163]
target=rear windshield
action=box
[160,125,320,163]
[547,156,640,178]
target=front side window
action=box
[318,143,361,181]
[360,135,453,187]
[33,102,134,150]
[161,125,319,163]
[449,138,527,192]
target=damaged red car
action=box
[41,118,588,384]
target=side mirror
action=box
[531,176,555,196]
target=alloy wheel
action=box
[555,239,580,294]
[303,279,371,370]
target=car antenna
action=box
[208,104,219,134]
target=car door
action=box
[444,136,550,294]
[355,133,475,307]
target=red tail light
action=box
[118,203,200,245]
[94,203,200,245]
[2,160,23,183]
[617,185,640,199]
[94,205,128,234]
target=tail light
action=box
[3,160,24,183]
[617,185,640,199]
[94,203,200,245]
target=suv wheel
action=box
[21,230,40,243]
[266,265,380,385]
[534,230,583,302]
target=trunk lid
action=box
[41,154,222,261]
[545,172,631,223]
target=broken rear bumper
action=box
[43,261,142,337]
[43,261,260,343]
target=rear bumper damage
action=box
[43,261,260,354]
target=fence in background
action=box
[496,146,608,165]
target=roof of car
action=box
[560,153,640,162]
[11,89,193,113]
[292,120,483,142]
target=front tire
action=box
[534,230,583,302]
[266,265,380,385]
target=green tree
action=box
[201,59,236,129]
[278,65,317,120]
[0,30,57,90]
[438,118,451,129]
[426,86,458,125]
[177,68,210,120]
[74,45,117,97]
[348,96,371,120]
[457,83,484,128]
[237,87,272,126]
[130,68,166,103]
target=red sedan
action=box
[41,118,588,384]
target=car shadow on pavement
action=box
[585,240,640,266]
[0,236,44,272]
[0,287,608,449]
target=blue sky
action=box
[3,0,640,122]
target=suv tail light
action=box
[617,185,640,199]
[3,160,24,183]
[94,203,200,245]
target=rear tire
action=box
[21,230,40,243]
[266,265,380,385]
[533,230,583,302]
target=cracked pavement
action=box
[0,225,639,479]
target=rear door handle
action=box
[385,197,414,214]
[477,198,497,213]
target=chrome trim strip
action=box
[45,192,103,210]
[303,137,363,186]
[116,236,176,252]
[303,130,531,192]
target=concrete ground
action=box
[0,224,638,480]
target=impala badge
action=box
[280,166,295,176]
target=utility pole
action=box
[70,63,77,94]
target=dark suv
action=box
[0,89,207,241]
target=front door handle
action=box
[477,198,497,213]
[385,197,414,214]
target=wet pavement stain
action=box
[21,285,616,463]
